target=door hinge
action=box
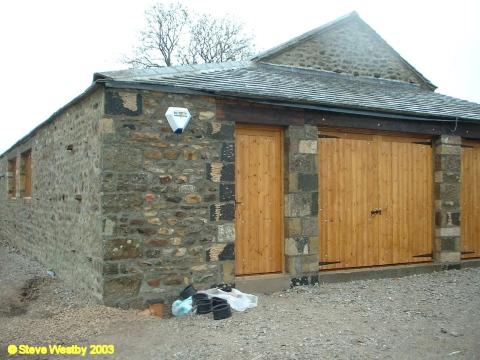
[412,253,433,258]
[461,144,474,148]
[319,261,342,266]
[318,134,340,139]
[411,141,432,147]
[461,251,475,255]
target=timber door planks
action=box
[235,125,283,276]
[461,141,480,259]
[319,131,433,270]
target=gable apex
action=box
[252,11,360,62]
[252,12,436,91]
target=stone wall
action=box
[100,90,236,311]
[433,135,462,265]
[0,88,105,303]
[284,125,319,286]
[2,83,475,312]
[263,19,430,88]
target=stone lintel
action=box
[435,135,462,146]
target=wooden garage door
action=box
[318,131,433,269]
[461,140,480,259]
[235,125,283,276]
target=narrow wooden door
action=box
[319,131,433,270]
[235,125,283,276]
[461,140,480,259]
[377,136,433,265]
[318,132,378,268]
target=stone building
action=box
[1,12,480,312]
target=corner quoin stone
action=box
[105,91,142,116]
[210,203,235,221]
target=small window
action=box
[8,158,17,198]
[20,149,32,198]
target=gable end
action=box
[256,14,435,90]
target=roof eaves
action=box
[250,97,463,123]
[118,77,473,122]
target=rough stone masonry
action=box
[100,90,237,310]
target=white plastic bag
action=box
[171,296,193,317]
[199,288,258,312]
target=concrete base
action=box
[319,260,480,283]
[235,273,291,294]
[319,263,443,284]
[234,260,480,294]
[461,258,480,269]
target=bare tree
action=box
[122,3,188,68]
[180,15,255,65]
[122,3,255,68]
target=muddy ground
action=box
[1,240,479,360]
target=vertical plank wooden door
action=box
[461,141,480,259]
[377,136,433,265]
[235,125,283,276]
[318,132,378,269]
[319,131,433,270]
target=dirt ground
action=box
[1,239,480,360]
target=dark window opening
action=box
[7,158,16,198]
[20,149,32,198]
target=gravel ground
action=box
[1,239,480,360]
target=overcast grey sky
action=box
[1,0,479,154]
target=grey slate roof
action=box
[95,61,480,122]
